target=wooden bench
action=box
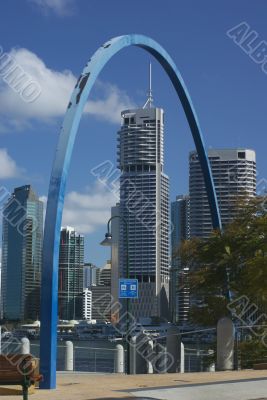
[253,362,267,370]
[0,354,42,400]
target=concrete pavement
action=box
[0,370,267,399]
[132,376,267,400]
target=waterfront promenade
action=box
[0,370,267,399]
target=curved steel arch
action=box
[40,34,222,388]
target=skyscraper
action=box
[189,149,256,238]
[82,288,92,321]
[171,195,190,250]
[118,103,170,320]
[58,226,84,320]
[170,195,190,324]
[1,185,43,321]
[83,262,99,288]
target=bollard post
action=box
[21,338,30,354]
[206,349,215,372]
[147,340,154,374]
[217,317,234,371]
[154,343,168,374]
[65,341,74,371]
[115,344,125,373]
[180,342,185,373]
[130,336,137,374]
[135,334,149,374]
[166,326,180,373]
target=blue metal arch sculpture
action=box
[40,34,222,388]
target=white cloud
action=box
[40,182,119,234]
[0,148,21,179]
[85,82,135,124]
[29,0,75,16]
[0,48,135,132]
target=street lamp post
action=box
[100,215,131,374]
[224,245,240,370]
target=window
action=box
[238,151,246,159]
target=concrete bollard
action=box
[217,317,235,371]
[135,334,150,374]
[166,326,180,373]
[130,336,137,374]
[180,342,185,373]
[130,334,151,374]
[65,341,74,371]
[21,337,30,354]
[154,343,168,374]
[147,340,154,374]
[115,344,125,373]
[206,349,215,372]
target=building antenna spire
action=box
[143,61,153,109]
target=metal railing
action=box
[30,343,119,373]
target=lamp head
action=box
[100,232,113,246]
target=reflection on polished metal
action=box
[40,34,222,389]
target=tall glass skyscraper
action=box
[83,262,99,289]
[58,227,84,320]
[170,195,190,324]
[1,185,43,321]
[118,106,170,320]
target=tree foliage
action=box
[176,198,267,326]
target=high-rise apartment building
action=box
[171,195,190,249]
[189,149,256,238]
[118,105,170,320]
[170,195,190,324]
[82,288,92,321]
[1,185,43,320]
[58,227,84,320]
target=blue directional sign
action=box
[119,279,138,299]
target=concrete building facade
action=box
[190,149,256,238]
[82,288,92,321]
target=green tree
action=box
[177,198,267,326]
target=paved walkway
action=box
[132,376,267,400]
[0,370,267,399]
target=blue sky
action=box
[0,0,266,266]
